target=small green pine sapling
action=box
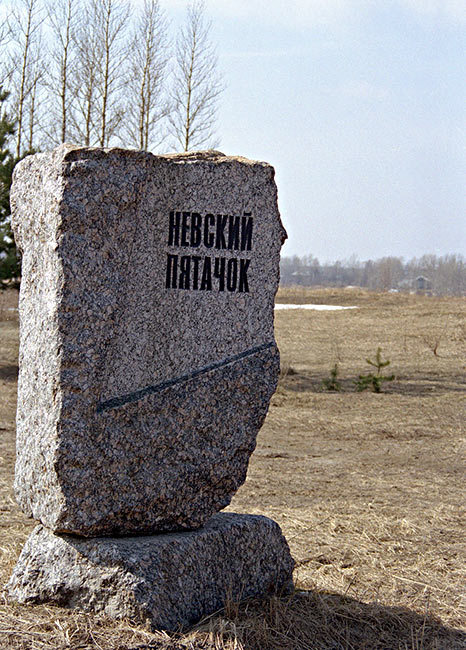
[355,347,395,393]
[322,363,341,391]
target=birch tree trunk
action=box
[92,0,129,147]
[124,0,169,151]
[168,0,223,152]
[46,0,77,145]
[10,0,44,156]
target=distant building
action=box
[397,276,433,294]
[415,275,432,294]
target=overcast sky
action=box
[162,0,465,261]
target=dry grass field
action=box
[0,287,465,649]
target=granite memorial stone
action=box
[8,145,294,628]
[11,145,287,536]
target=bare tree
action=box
[45,0,78,145]
[70,4,99,146]
[124,0,170,151]
[0,0,13,89]
[0,0,9,44]
[9,0,45,155]
[24,48,44,150]
[71,0,129,147]
[94,0,129,146]
[168,0,223,152]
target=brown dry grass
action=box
[0,287,465,649]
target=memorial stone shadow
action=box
[125,588,465,649]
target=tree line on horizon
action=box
[280,253,466,296]
[0,0,223,284]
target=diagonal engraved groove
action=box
[96,341,275,413]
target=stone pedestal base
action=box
[7,513,294,631]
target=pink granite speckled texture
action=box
[7,513,294,631]
[11,145,287,536]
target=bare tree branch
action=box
[69,2,99,146]
[0,0,14,88]
[124,0,170,151]
[168,0,223,152]
[94,0,130,146]
[45,0,78,145]
[9,0,45,156]
[25,44,44,150]
[71,0,129,147]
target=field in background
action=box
[0,288,465,649]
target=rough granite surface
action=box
[11,145,287,535]
[7,513,294,631]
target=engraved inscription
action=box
[165,210,253,292]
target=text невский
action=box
[165,210,253,292]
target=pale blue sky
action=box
[163,0,465,261]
